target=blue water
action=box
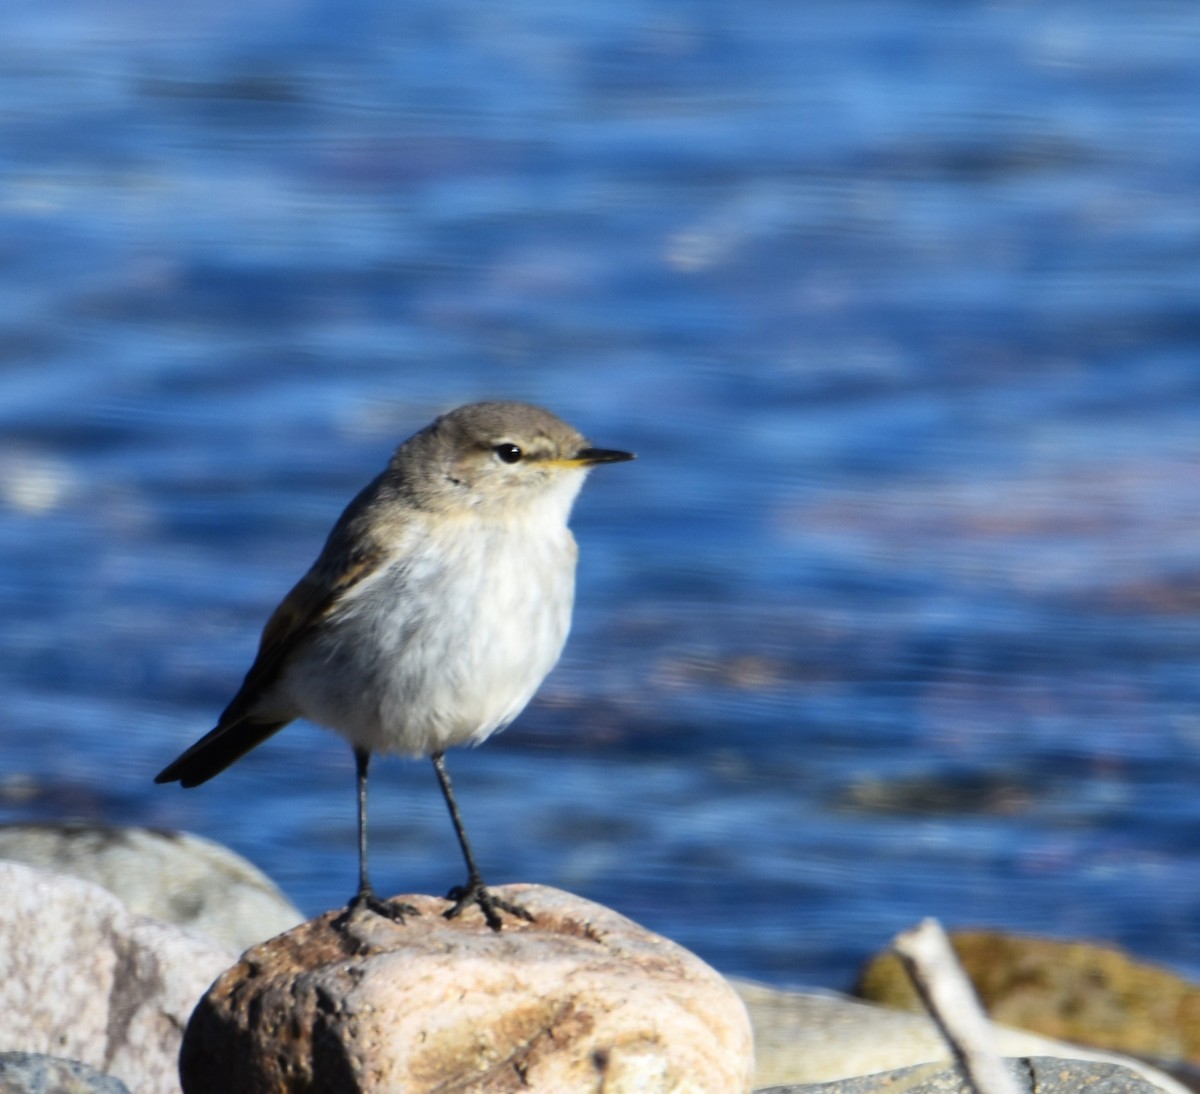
[4,0,1200,990]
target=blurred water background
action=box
[3,0,1200,990]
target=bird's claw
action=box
[444,879,534,932]
[336,888,419,929]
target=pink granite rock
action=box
[0,861,236,1094]
[0,824,302,952]
[181,885,754,1093]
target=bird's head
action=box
[396,401,634,520]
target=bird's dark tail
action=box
[154,719,290,788]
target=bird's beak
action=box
[572,447,636,466]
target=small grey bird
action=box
[156,401,634,930]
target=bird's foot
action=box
[444,877,534,932]
[335,886,419,929]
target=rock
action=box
[729,980,1188,1094]
[0,861,237,1094]
[856,931,1200,1067]
[0,823,303,952]
[756,1056,1164,1093]
[0,1053,133,1094]
[181,885,754,1094]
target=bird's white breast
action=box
[280,489,580,756]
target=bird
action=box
[155,401,634,931]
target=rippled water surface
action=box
[3,0,1200,988]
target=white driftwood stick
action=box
[893,918,1025,1094]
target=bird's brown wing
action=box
[155,539,388,788]
[228,544,385,721]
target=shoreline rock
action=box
[858,931,1200,1072]
[0,861,236,1094]
[756,1056,1168,1093]
[0,822,302,952]
[180,885,755,1094]
[0,827,1193,1093]
[733,979,1190,1094]
[0,1052,134,1094]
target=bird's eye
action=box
[493,443,523,464]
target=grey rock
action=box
[756,1056,1164,1093]
[0,861,237,1094]
[0,1053,132,1094]
[0,823,302,952]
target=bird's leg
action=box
[340,747,417,924]
[433,751,533,931]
